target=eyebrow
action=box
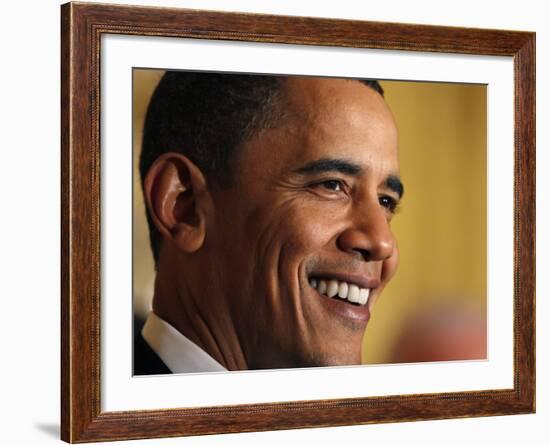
[292,157,404,199]
[386,175,404,199]
[292,158,362,176]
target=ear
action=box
[143,153,209,254]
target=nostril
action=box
[352,247,371,262]
[337,223,395,262]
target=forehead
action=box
[239,76,399,179]
[283,77,392,125]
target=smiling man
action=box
[135,72,403,374]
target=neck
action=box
[151,257,248,371]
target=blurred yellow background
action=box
[133,70,487,365]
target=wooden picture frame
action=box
[61,1,535,442]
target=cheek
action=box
[381,243,399,285]
[274,205,339,256]
[245,195,337,252]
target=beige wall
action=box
[133,70,486,364]
[133,69,164,317]
[364,80,486,363]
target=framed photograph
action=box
[61,1,535,442]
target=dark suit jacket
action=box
[133,317,172,375]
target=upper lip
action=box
[308,272,380,290]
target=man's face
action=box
[204,77,401,369]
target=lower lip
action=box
[312,287,372,323]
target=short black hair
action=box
[139,71,384,264]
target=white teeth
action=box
[348,284,360,303]
[327,280,339,298]
[338,282,349,299]
[309,277,371,306]
[358,288,370,305]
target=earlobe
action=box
[143,153,208,254]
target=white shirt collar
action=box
[141,311,227,374]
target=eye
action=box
[307,179,349,199]
[319,180,344,192]
[379,195,399,213]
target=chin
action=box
[292,344,363,369]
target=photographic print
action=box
[61,2,534,442]
[132,69,487,375]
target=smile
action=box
[309,278,371,306]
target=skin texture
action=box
[144,77,402,370]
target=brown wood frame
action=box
[61,1,536,442]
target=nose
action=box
[337,204,395,262]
